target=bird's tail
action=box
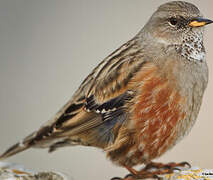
[0,132,36,160]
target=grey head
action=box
[138,1,213,62]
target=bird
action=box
[0,1,212,179]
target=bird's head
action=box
[141,1,213,62]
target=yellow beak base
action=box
[189,21,206,27]
[189,18,213,27]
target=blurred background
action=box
[0,0,213,179]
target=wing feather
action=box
[0,37,149,158]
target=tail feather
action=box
[0,132,36,160]
[0,125,65,160]
[0,142,29,160]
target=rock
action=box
[0,161,71,180]
[116,166,213,180]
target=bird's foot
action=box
[143,161,191,171]
[124,166,166,179]
[120,161,191,179]
[111,171,164,179]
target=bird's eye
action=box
[169,17,178,26]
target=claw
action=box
[171,167,181,171]
[111,177,122,180]
[179,161,191,168]
[124,174,134,178]
[153,175,163,180]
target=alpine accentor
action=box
[0,1,212,179]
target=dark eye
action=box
[169,17,178,26]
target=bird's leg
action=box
[124,166,162,179]
[124,166,139,175]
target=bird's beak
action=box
[189,17,213,27]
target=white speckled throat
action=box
[180,31,206,62]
